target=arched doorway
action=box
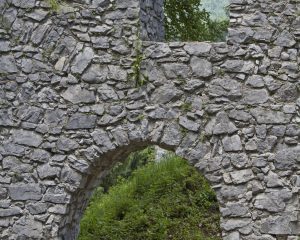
[59,135,225,239]
[78,146,222,239]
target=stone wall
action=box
[0,0,299,239]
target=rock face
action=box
[0,0,299,240]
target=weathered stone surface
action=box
[274,146,300,170]
[261,215,300,235]
[184,42,212,56]
[222,135,242,152]
[71,47,94,74]
[161,123,182,147]
[61,85,96,104]
[0,56,18,74]
[30,149,51,163]
[2,156,33,173]
[0,207,22,217]
[243,89,269,105]
[1,0,300,239]
[57,137,79,152]
[190,57,212,77]
[37,163,61,179]
[179,116,199,132]
[230,169,254,184]
[66,113,97,129]
[12,215,43,239]
[0,109,16,126]
[82,64,108,83]
[254,189,292,212]
[9,184,42,200]
[213,111,238,135]
[26,203,48,215]
[250,108,292,124]
[151,84,183,104]
[12,130,43,147]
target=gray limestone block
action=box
[230,169,254,184]
[213,111,238,135]
[161,123,183,147]
[0,109,17,127]
[12,130,43,147]
[98,84,119,101]
[66,113,97,130]
[151,84,183,104]
[221,218,252,231]
[26,203,48,215]
[12,0,35,8]
[12,215,43,239]
[9,184,42,201]
[274,146,300,170]
[254,189,292,213]
[71,47,94,74]
[222,135,243,152]
[163,63,190,79]
[243,89,269,105]
[61,165,83,191]
[250,108,292,124]
[0,143,27,157]
[190,56,213,78]
[91,129,115,151]
[0,207,22,217]
[0,40,10,52]
[30,149,51,163]
[184,42,212,56]
[37,163,61,179]
[221,202,249,217]
[61,85,96,104]
[275,30,296,47]
[261,214,300,235]
[227,27,254,44]
[0,56,18,74]
[179,116,200,132]
[2,156,33,173]
[57,137,79,152]
[82,64,108,83]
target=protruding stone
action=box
[66,113,97,130]
[0,56,18,74]
[190,57,212,77]
[12,130,43,147]
[250,108,292,124]
[222,135,242,152]
[71,47,94,74]
[37,163,61,179]
[9,184,42,201]
[61,85,96,104]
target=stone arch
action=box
[58,129,222,239]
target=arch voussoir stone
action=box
[0,0,299,239]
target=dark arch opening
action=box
[75,145,222,240]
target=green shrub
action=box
[79,153,221,240]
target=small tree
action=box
[164,0,229,42]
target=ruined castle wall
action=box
[0,0,299,239]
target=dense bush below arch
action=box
[79,153,221,240]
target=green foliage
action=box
[100,147,155,192]
[164,0,229,41]
[48,0,60,12]
[79,154,221,240]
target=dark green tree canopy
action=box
[164,0,229,42]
